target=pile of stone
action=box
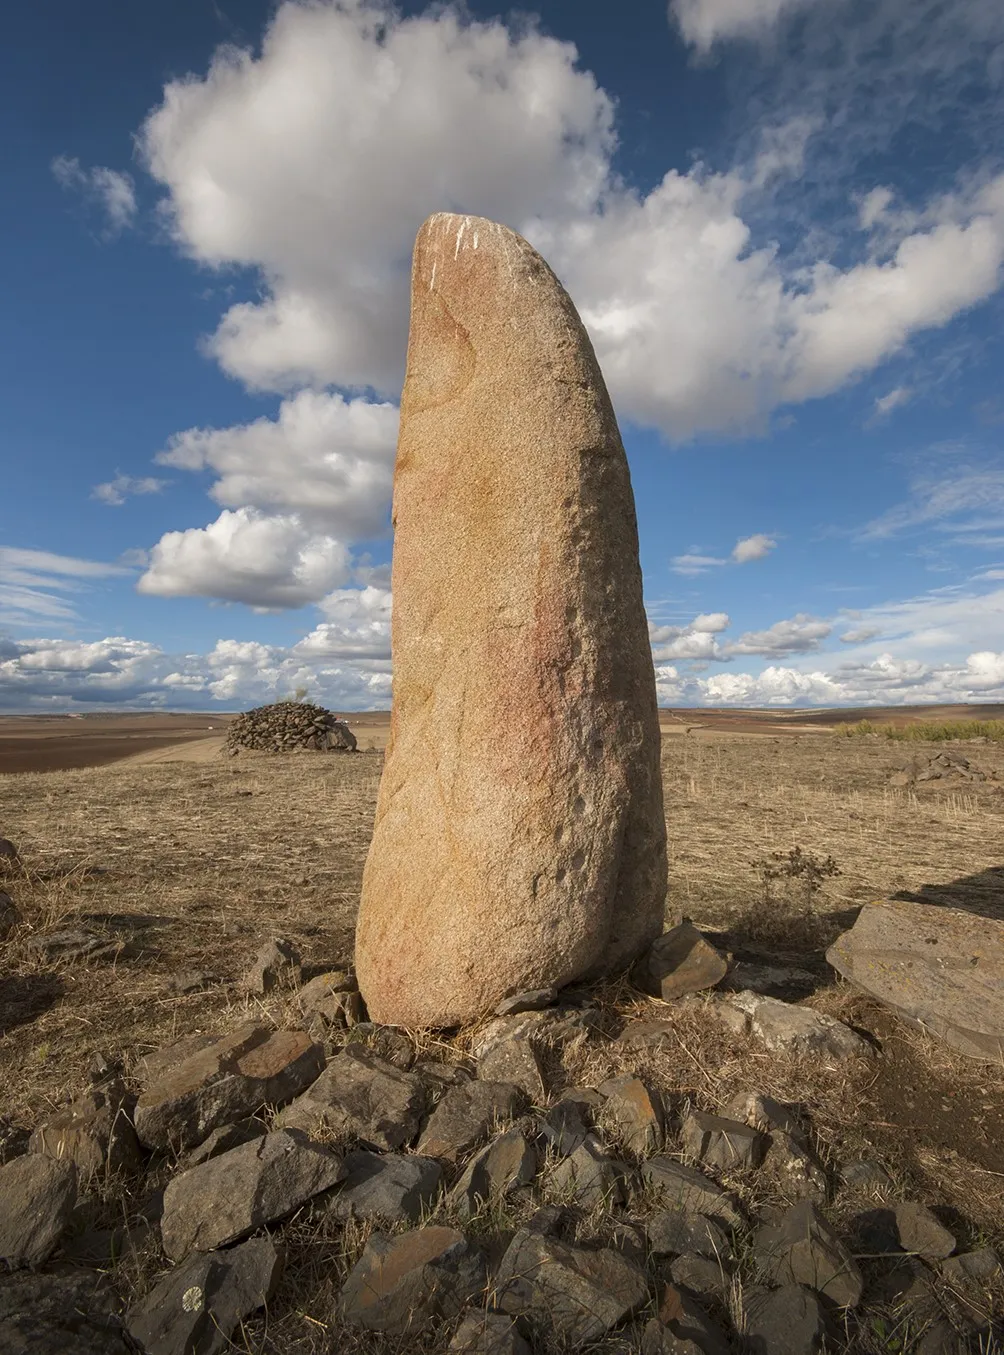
[889,749,987,786]
[224,702,357,755]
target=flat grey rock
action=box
[826,899,1004,1060]
[0,1154,77,1267]
[722,991,872,1060]
[599,1075,665,1155]
[450,1129,537,1218]
[417,1079,523,1161]
[329,1150,442,1225]
[126,1236,283,1355]
[280,1046,426,1149]
[894,1201,956,1260]
[495,988,557,1016]
[647,1208,733,1260]
[477,1035,546,1101]
[29,1082,142,1179]
[551,1134,627,1209]
[746,1283,825,1355]
[449,1310,531,1355]
[754,1201,862,1308]
[340,1225,486,1334]
[641,1157,743,1228]
[160,1128,343,1260]
[680,1110,765,1172]
[669,1251,734,1301]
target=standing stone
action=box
[356,213,667,1027]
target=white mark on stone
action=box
[473,231,479,249]
[454,218,468,259]
[429,262,437,291]
[182,1286,205,1313]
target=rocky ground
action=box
[1,734,1003,1352]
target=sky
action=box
[3,0,1004,712]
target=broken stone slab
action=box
[754,1201,863,1308]
[552,1134,628,1209]
[24,929,130,963]
[646,1208,733,1260]
[340,1225,487,1334]
[29,1082,142,1179]
[680,1110,766,1173]
[296,968,356,1010]
[641,1157,743,1229]
[449,1310,531,1355]
[477,1035,547,1102]
[765,1131,828,1203]
[826,900,1004,1061]
[126,1235,283,1355]
[474,1005,598,1057]
[538,1097,593,1157]
[135,1023,324,1151]
[343,1022,415,1067]
[669,1252,734,1302]
[451,1129,537,1219]
[244,937,302,994]
[616,1018,678,1050]
[160,1128,343,1261]
[0,1154,77,1267]
[650,1282,731,1355]
[745,1283,826,1355]
[0,1270,132,1355]
[634,921,729,1001]
[839,1158,893,1192]
[279,1046,426,1150]
[495,988,558,1017]
[721,1091,806,1141]
[599,1075,665,1155]
[329,1150,442,1225]
[495,1228,650,1344]
[354,212,667,1028]
[721,991,873,1060]
[894,1202,956,1260]
[941,1247,1002,1286]
[181,1119,266,1169]
[417,1080,524,1161]
[137,1033,219,1084]
[722,961,820,999]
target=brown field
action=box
[1,721,1003,1351]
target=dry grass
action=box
[2,733,1004,1351]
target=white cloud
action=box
[650,610,731,660]
[726,613,832,656]
[157,391,397,536]
[52,156,137,234]
[870,386,912,420]
[137,508,351,608]
[92,475,168,506]
[670,0,819,52]
[670,553,728,575]
[0,547,130,627]
[137,1,1004,442]
[692,611,731,633]
[732,533,776,562]
[839,625,881,643]
[858,467,1004,542]
[295,585,393,660]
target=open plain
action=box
[1,713,1003,1351]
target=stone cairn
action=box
[224,701,357,755]
[356,213,667,1027]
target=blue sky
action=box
[3,0,1004,710]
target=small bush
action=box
[837,718,1004,742]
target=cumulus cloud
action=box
[52,156,137,234]
[670,0,819,53]
[725,613,832,656]
[296,585,393,661]
[650,610,731,660]
[157,391,398,536]
[136,1,1004,442]
[92,475,168,506]
[0,547,130,627]
[839,625,881,643]
[732,533,776,562]
[137,508,351,608]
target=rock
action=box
[646,1209,733,1260]
[641,1157,743,1228]
[296,968,356,1011]
[24,929,128,963]
[915,1319,968,1355]
[680,1110,765,1172]
[0,1118,29,1165]
[126,1236,283,1355]
[765,1131,827,1203]
[244,937,301,994]
[474,1006,598,1061]
[552,1135,628,1208]
[87,1051,120,1084]
[181,1119,266,1169]
[941,1247,1002,1285]
[329,1150,442,1225]
[135,1024,324,1151]
[616,1018,677,1050]
[0,891,20,940]
[496,988,558,1017]
[651,1282,731,1355]
[477,1036,547,1102]
[344,1022,414,1066]
[449,1310,531,1355]
[0,1271,132,1355]
[827,900,1004,1060]
[165,970,217,996]
[754,1201,863,1307]
[840,1158,893,1191]
[0,1154,76,1267]
[539,1097,593,1156]
[226,701,358,754]
[722,961,819,998]
[137,1033,218,1084]
[355,212,667,1027]
[0,836,18,862]
[745,1284,825,1355]
[599,1075,665,1155]
[721,1091,805,1140]
[721,991,872,1060]
[279,1046,426,1149]
[160,1128,343,1260]
[29,1082,142,1178]
[417,1079,524,1161]
[635,922,728,1001]
[340,1225,486,1333]
[894,1202,956,1260]
[451,1129,537,1218]
[496,1228,650,1344]
[669,1252,734,1301]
